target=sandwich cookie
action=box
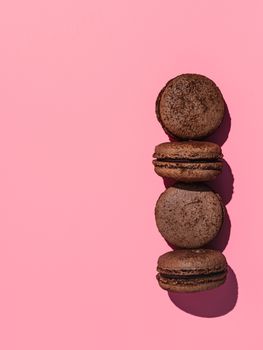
[156,74,225,139]
[155,183,224,248]
[153,141,223,182]
[157,249,227,292]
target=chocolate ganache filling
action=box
[156,158,221,163]
[159,270,226,280]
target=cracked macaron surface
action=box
[156,74,225,140]
[155,183,224,248]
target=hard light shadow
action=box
[208,159,234,205]
[168,266,238,318]
[207,102,231,146]
[205,208,231,252]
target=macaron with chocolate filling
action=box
[157,249,228,292]
[156,74,225,139]
[153,141,223,182]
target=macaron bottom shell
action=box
[153,162,222,182]
[156,270,227,293]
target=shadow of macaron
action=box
[208,159,234,205]
[168,265,238,318]
[205,208,231,252]
[206,102,231,147]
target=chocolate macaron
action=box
[155,183,224,248]
[156,249,227,292]
[156,74,225,139]
[153,141,223,182]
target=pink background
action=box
[0,0,262,348]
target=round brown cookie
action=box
[155,183,224,248]
[157,249,227,292]
[156,74,225,139]
[153,141,223,182]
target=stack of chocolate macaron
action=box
[153,74,228,293]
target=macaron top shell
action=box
[155,183,224,248]
[153,141,222,160]
[157,249,227,275]
[156,74,225,139]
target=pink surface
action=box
[0,0,262,348]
